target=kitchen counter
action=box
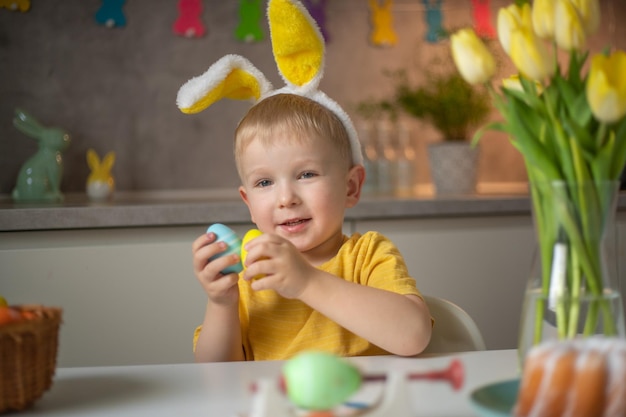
[1,187,625,232]
[3,188,626,365]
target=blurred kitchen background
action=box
[1,0,624,196]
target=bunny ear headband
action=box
[176,0,363,165]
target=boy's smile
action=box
[278,217,311,233]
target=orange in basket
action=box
[0,305,62,413]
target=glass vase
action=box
[518,180,625,366]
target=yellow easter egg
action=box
[241,229,265,280]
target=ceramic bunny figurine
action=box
[86,149,115,201]
[12,109,71,203]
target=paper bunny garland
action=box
[235,0,265,42]
[1,0,30,12]
[173,0,206,38]
[471,0,495,39]
[369,0,398,47]
[176,0,363,165]
[95,0,126,28]
[423,0,445,43]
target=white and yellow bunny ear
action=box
[177,54,273,114]
[176,0,363,165]
[267,0,325,91]
[266,0,363,165]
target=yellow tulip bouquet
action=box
[450,0,626,350]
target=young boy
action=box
[191,93,432,362]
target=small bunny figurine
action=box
[12,109,71,203]
[86,149,115,201]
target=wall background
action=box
[0,0,623,195]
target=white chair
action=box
[421,295,487,354]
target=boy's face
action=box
[238,131,364,262]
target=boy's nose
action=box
[278,184,300,208]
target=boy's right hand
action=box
[192,232,240,305]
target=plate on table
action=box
[469,378,519,417]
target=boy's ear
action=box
[346,164,365,208]
[239,185,256,224]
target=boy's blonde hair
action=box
[234,94,354,177]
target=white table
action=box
[17,350,519,416]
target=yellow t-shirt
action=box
[193,231,422,361]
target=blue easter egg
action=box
[206,223,243,274]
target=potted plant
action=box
[393,68,491,195]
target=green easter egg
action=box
[282,351,362,410]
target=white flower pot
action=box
[428,142,479,195]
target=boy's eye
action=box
[255,179,272,188]
[299,171,317,179]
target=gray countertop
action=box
[1,188,625,232]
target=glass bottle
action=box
[357,121,378,196]
[395,122,416,197]
[376,120,397,197]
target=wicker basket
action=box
[0,305,62,413]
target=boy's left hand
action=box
[241,233,317,299]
